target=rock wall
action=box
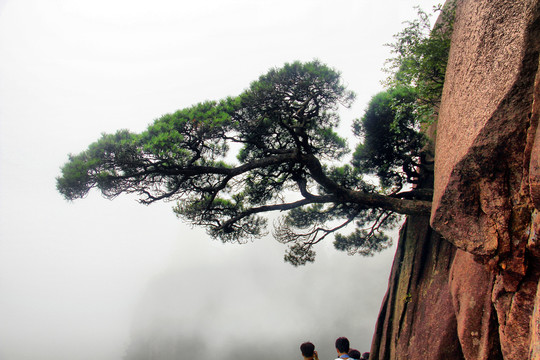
[370,216,463,360]
[370,0,540,359]
[370,217,508,360]
[432,0,540,358]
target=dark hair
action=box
[348,349,361,359]
[335,337,350,353]
[361,352,370,360]
[300,342,315,357]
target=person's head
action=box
[335,337,350,354]
[348,349,361,359]
[300,342,315,358]
[361,352,370,360]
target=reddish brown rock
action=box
[429,0,540,359]
[531,134,540,209]
[449,250,502,360]
[370,216,463,360]
[530,279,540,359]
[493,266,540,359]
[431,0,539,259]
[370,221,506,360]
[528,59,540,210]
[530,211,540,258]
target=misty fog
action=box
[122,226,397,360]
[0,0,437,359]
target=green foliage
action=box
[235,60,354,163]
[57,60,433,266]
[57,101,235,202]
[334,211,400,256]
[384,3,455,121]
[352,86,425,190]
[284,243,316,266]
[346,4,454,196]
[140,100,233,162]
[56,130,140,200]
[329,4,454,259]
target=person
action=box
[300,341,318,360]
[334,337,350,360]
[360,352,369,360]
[348,349,361,360]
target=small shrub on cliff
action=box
[352,86,425,192]
[384,3,456,122]
[352,4,455,193]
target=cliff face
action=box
[370,217,507,360]
[369,216,463,359]
[371,0,540,359]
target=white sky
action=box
[0,1,439,359]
